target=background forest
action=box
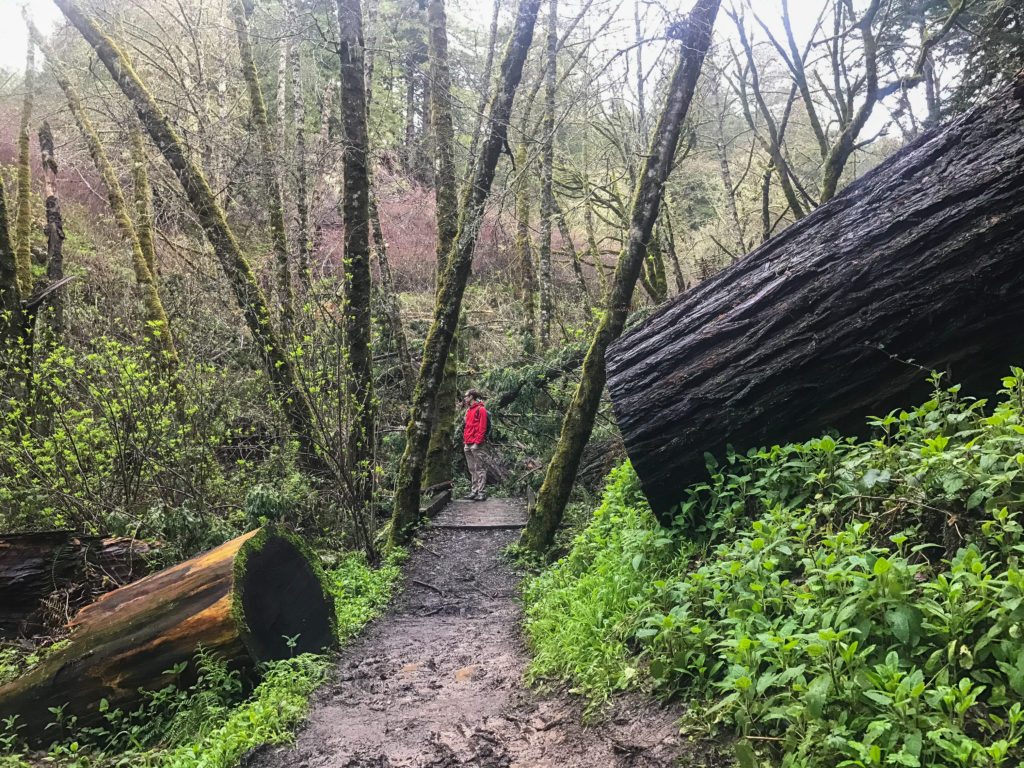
[1,0,1024,765]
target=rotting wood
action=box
[607,77,1024,523]
[0,532,157,636]
[0,527,334,742]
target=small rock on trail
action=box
[254,498,711,768]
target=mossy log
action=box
[606,78,1024,523]
[0,532,157,636]
[0,527,335,741]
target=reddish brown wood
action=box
[0,528,334,742]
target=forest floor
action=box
[251,498,704,768]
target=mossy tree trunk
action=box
[336,0,377,508]
[54,0,325,473]
[0,175,21,351]
[29,19,178,368]
[537,0,557,348]
[520,0,721,554]
[232,0,296,338]
[129,130,159,282]
[423,0,460,489]
[37,122,64,339]
[390,0,543,543]
[14,42,35,298]
[286,0,312,293]
[639,234,668,304]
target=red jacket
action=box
[463,401,487,445]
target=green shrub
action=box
[525,369,1024,766]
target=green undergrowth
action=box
[524,370,1024,767]
[1,548,404,768]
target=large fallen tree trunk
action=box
[0,527,335,742]
[606,79,1024,523]
[0,532,157,636]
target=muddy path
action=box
[254,498,711,768]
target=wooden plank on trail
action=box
[431,499,528,529]
[420,489,452,518]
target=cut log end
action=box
[236,531,336,660]
[0,527,336,743]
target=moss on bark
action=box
[520,0,722,554]
[231,0,295,337]
[29,19,178,368]
[423,0,460,488]
[54,0,324,472]
[390,0,543,543]
[14,41,35,297]
[336,0,377,507]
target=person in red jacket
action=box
[462,389,489,500]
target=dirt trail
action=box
[252,498,703,768]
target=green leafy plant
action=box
[525,369,1024,766]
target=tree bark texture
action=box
[0,174,19,321]
[14,41,34,297]
[423,0,461,489]
[129,129,158,282]
[287,0,312,291]
[336,0,377,507]
[0,532,157,637]
[390,0,543,543]
[232,0,296,337]
[521,0,721,553]
[606,78,1024,524]
[38,121,65,337]
[54,0,323,471]
[0,527,334,742]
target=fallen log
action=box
[0,532,157,636]
[606,79,1024,523]
[0,527,335,741]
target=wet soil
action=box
[254,499,715,768]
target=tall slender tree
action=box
[0,176,20,351]
[231,0,295,336]
[54,0,325,473]
[37,122,64,338]
[336,0,377,507]
[29,20,178,367]
[390,0,543,543]
[521,0,722,553]
[537,0,557,347]
[14,43,35,298]
[423,0,461,490]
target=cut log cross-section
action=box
[606,79,1024,523]
[0,527,335,741]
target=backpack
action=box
[484,408,493,441]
